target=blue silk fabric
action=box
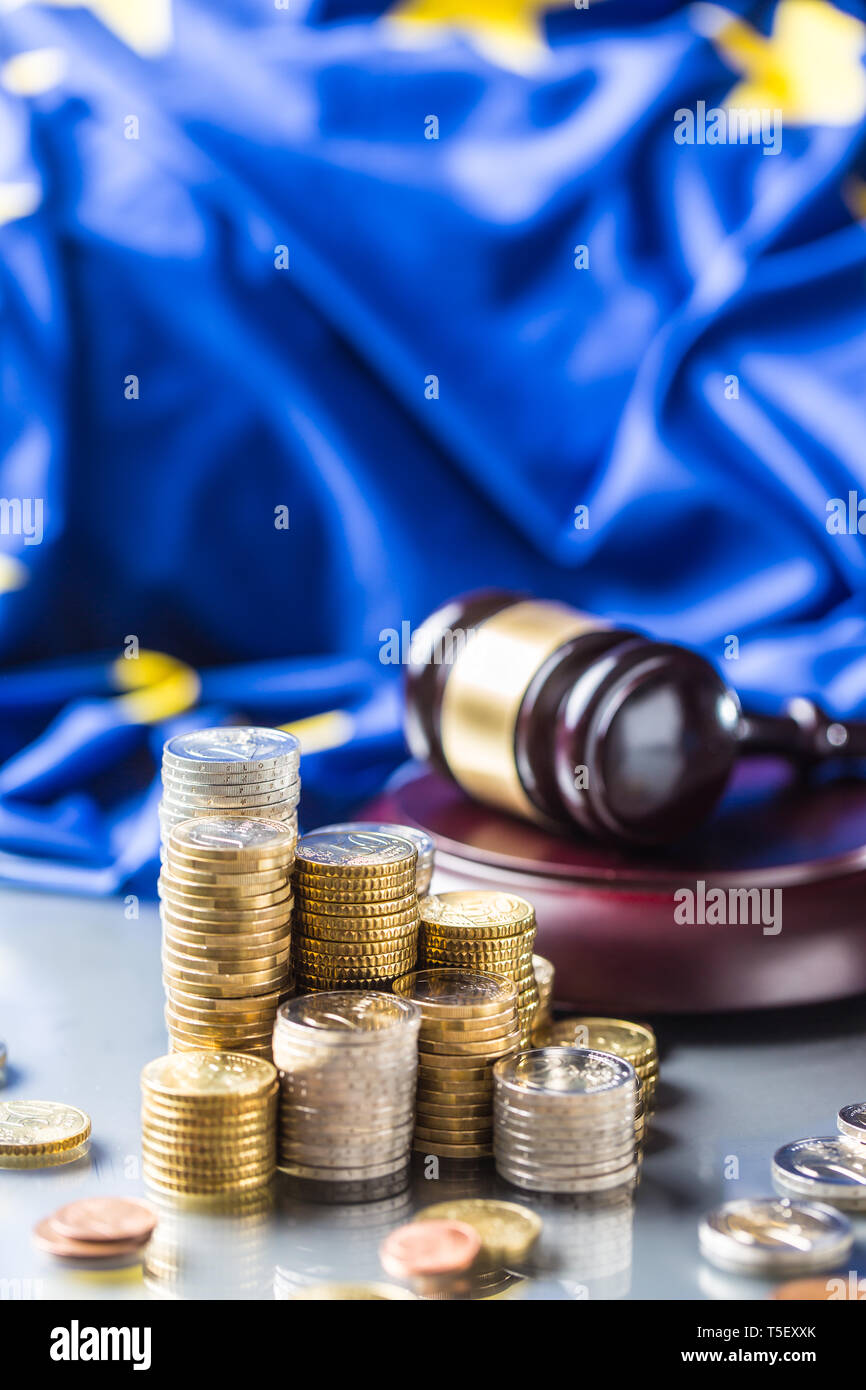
[0,0,865,893]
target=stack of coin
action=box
[159,816,295,1058]
[314,822,435,896]
[772,1136,866,1212]
[532,956,554,1033]
[33,1197,156,1264]
[140,1052,278,1196]
[393,969,519,1160]
[418,891,538,1046]
[699,1197,853,1276]
[159,727,300,841]
[292,830,419,992]
[273,993,420,1197]
[838,1102,866,1150]
[0,1100,91,1169]
[493,1047,640,1194]
[532,1017,658,1118]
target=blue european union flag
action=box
[0,0,865,892]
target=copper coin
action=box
[50,1196,157,1243]
[32,1217,149,1259]
[379,1218,481,1279]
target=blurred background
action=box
[0,0,865,896]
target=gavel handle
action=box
[737,698,866,761]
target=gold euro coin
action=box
[0,1101,91,1156]
[414,1198,541,1266]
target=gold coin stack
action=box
[140,1051,277,1196]
[159,817,296,1059]
[393,969,519,1160]
[292,830,419,992]
[532,1017,658,1117]
[532,955,554,1033]
[314,822,435,897]
[418,891,538,1046]
[273,993,420,1198]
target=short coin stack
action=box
[0,1101,91,1169]
[838,1102,866,1150]
[493,1047,640,1194]
[532,1016,658,1121]
[159,817,296,1058]
[159,727,300,841]
[772,1136,866,1212]
[273,992,420,1197]
[418,891,538,1046]
[393,969,519,1160]
[33,1197,156,1264]
[315,822,435,897]
[292,830,419,992]
[699,1197,853,1276]
[140,1051,277,1197]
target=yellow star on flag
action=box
[693,0,866,126]
[0,181,41,225]
[386,0,579,75]
[0,0,173,58]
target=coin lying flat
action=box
[50,1197,157,1243]
[699,1197,853,1274]
[163,727,300,771]
[32,1218,148,1261]
[296,831,416,871]
[380,1219,481,1281]
[414,1198,542,1266]
[315,822,434,895]
[495,1047,636,1097]
[772,1137,866,1208]
[0,1101,91,1155]
[141,1052,277,1100]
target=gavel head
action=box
[405,592,742,847]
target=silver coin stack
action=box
[493,1047,640,1195]
[838,1101,866,1150]
[314,822,435,896]
[273,993,421,1200]
[699,1196,853,1276]
[772,1135,866,1212]
[159,727,300,842]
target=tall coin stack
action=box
[418,891,538,1046]
[393,969,519,1160]
[493,1047,640,1195]
[159,817,296,1058]
[292,830,419,992]
[140,1052,278,1197]
[315,822,435,897]
[159,727,300,841]
[532,1017,658,1120]
[273,993,420,1199]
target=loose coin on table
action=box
[33,1197,157,1262]
[380,1219,482,1291]
[772,1136,866,1210]
[413,1198,542,1269]
[698,1197,853,1275]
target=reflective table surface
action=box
[2,885,865,1300]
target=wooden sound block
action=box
[362,760,866,1013]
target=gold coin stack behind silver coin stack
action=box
[313,823,435,897]
[291,830,420,992]
[140,1051,278,1198]
[418,891,539,1046]
[393,969,520,1161]
[273,993,420,1201]
[159,817,296,1058]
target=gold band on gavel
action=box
[439,600,602,820]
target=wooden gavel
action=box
[404,590,866,847]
